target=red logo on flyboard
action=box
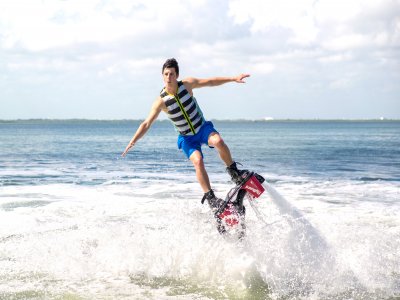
[218,203,239,226]
[243,175,265,198]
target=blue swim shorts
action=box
[177,121,219,159]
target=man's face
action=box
[163,67,178,84]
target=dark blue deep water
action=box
[1,120,399,185]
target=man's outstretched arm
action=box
[121,98,163,157]
[183,74,250,90]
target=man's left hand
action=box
[235,74,250,83]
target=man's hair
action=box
[162,58,179,75]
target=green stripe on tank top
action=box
[174,94,196,134]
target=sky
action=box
[0,0,399,120]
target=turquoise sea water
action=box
[0,120,399,299]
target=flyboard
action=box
[210,170,331,261]
[210,171,267,239]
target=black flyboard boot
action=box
[226,162,250,185]
[201,190,227,234]
[201,190,223,213]
[227,162,265,185]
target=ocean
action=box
[0,119,399,299]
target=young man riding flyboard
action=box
[122,58,264,235]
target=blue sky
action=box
[0,0,399,120]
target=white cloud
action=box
[329,77,353,90]
[228,0,318,45]
[0,0,399,119]
[97,58,160,77]
[249,61,275,75]
[228,0,400,50]
[322,34,370,51]
[0,0,188,51]
[318,53,353,64]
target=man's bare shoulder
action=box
[182,77,197,84]
[182,77,199,90]
[153,96,167,112]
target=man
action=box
[122,58,249,212]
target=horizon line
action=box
[1,118,399,122]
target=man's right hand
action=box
[121,143,134,157]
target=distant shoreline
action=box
[1,118,399,123]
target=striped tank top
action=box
[160,81,205,136]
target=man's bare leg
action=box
[190,150,212,193]
[208,132,234,167]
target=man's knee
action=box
[190,152,204,169]
[208,133,225,148]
